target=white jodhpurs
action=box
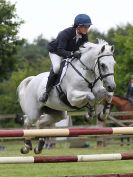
[49,52,62,74]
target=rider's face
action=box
[77,26,90,35]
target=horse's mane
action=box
[97,38,108,45]
[80,38,110,54]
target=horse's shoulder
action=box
[36,72,50,78]
[32,72,50,85]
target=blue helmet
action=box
[74,14,92,27]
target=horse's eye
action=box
[101,63,106,70]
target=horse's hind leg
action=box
[20,116,33,154]
[14,114,33,154]
[34,111,67,154]
[34,136,54,154]
[34,137,45,154]
[20,110,40,154]
[34,114,55,154]
[20,139,32,154]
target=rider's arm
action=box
[56,31,73,58]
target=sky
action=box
[10,0,133,42]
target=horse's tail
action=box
[17,76,35,101]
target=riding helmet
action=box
[74,14,92,27]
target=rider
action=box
[40,14,92,103]
[126,75,133,101]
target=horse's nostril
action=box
[107,85,115,92]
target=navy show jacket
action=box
[126,83,133,99]
[48,27,88,58]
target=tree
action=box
[15,35,49,71]
[89,29,105,43]
[34,34,49,57]
[0,0,24,80]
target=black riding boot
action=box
[39,69,58,103]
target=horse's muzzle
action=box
[107,84,116,92]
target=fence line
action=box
[1,111,133,120]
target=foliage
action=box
[89,28,105,43]
[0,0,24,80]
[16,34,49,69]
[106,24,133,95]
[0,56,50,114]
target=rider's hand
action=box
[73,51,81,59]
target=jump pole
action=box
[61,174,133,177]
[1,153,133,164]
[0,127,133,137]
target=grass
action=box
[0,140,133,177]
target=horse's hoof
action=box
[84,115,91,122]
[87,111,95,119]
[20,146,30,154]
[34,147,42,154]
[98,113,105,121]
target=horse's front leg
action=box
[67,90,95,118]
[98,92,113,121]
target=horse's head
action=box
[79,39,116,92]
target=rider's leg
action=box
[50,52,62,74]
[39,53,62,103]
[39,68,58,102]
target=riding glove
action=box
[72,51,81,59]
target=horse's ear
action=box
[110,45,115,53]
[100,45,105,53]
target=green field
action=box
[0,140,133,177]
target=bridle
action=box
[68,54,114,91]
[92,54,114,85]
